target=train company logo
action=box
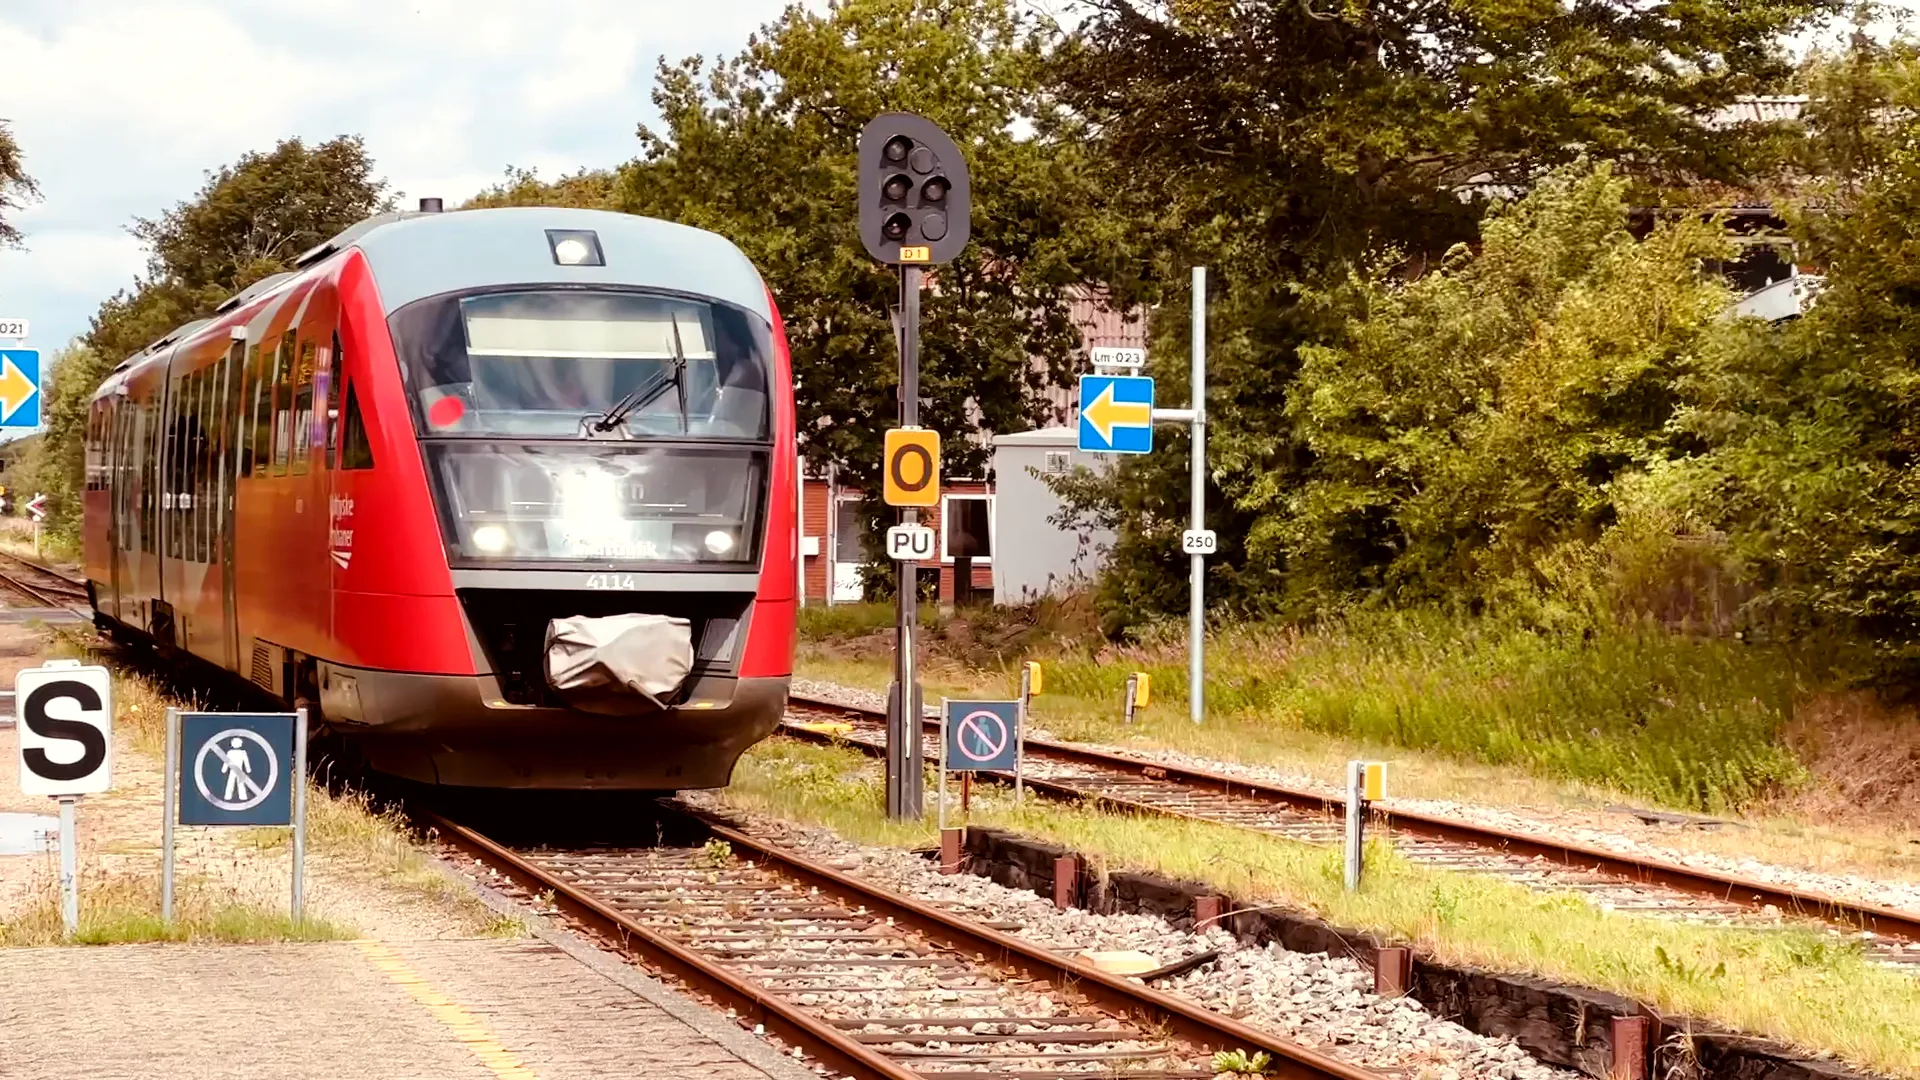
[329,495,355,569]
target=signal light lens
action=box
[921,176,948,203]
[883,135,913,162]
[882,212,912,241]
[883,173,912,202]
[920,211,949,242]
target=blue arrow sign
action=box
[1077,374,1154,454]
[0,349,41,429]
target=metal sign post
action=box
[888,266,928,822]
[1181,268,1208,725]
[941,700,1020,830]
[1077,268,1210,724]
[165,709,308,923]
[15,659,114,938]
[1343,761,1387,891]
[57,795,78,933]
[162,708,178,922]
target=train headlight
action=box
[546,229,605,267]
[472,524,512,554]
[703,530,736,555]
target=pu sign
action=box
[886,524,935,561]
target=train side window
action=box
[198,366,214,561]
[248,342,271,477]
[339,382,375,471]
[291,340,315,477]
[272,329,295,476]
[324,332,344,469]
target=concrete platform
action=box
[0,936,818,1080]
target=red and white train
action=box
[80,203,798,789]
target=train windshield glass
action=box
[426,442,766,564]
[391,289,771,439]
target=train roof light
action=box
[547,229,604,267]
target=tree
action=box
[1678,119,1920,671]
[131,135,392,293]
[1048,0,1845,629]
[34,136,392,542]
[0,119,40,248]
[614,0,1142,528]
[463,165,618,210]
[1281,165,1735,613]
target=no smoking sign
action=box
[943,699,1020,773]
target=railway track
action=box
[0,549,89,611]
[426,805,1381,1080]
[782,695,1920,969]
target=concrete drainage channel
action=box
[952,825,1871,1080]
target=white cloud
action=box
[0,0,789,355]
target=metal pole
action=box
[796,451,807,608]
[1015,666,1029,805]
[887,265,926,820]
[162,707,178,923]
[57,795,78,936]
[1344,760,1365,890]
[292,706,308,922]
[1190,267,1207,725]
[937,698,949,832]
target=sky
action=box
[0,0,794,361]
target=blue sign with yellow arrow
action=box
[0,349,40,429]
[1077,374,1154,454]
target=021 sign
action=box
[1181,529,1218,556]
[887,524,935,561]
[16,661,114,796]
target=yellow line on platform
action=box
[355,939,541,1080]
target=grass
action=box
[797,602,1920,879]
[722,737,1920,1078]
[0,862,354,946]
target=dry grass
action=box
[722,738,1920,1078]
[29,628,514,937]
[0,857,352,945]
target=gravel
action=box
[685,791,1582,1080]
[787,678,1920,916]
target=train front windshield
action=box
[390,288,774,566]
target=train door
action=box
[220,332,246,672]
[159,361,188,645]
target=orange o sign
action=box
[883,428,940,507]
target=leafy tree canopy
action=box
[0,119,40,248]
[1051,0,1848,631]
[32,136,391,541]
[611,0,1144,502]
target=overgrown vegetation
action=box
[800,600,1828,812]
[722,739,1920,1077]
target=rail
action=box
[422,806,1381,1080]
[784,694,1920,952]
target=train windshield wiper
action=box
[589,314,690,435]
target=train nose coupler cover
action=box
[544,613,694,715]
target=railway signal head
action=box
[858,113,970,266]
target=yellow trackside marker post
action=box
[1024,661,1043,697]
[1344,760,1390,891]
[1016,661,1042,804]
[1124,672,1150,724]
